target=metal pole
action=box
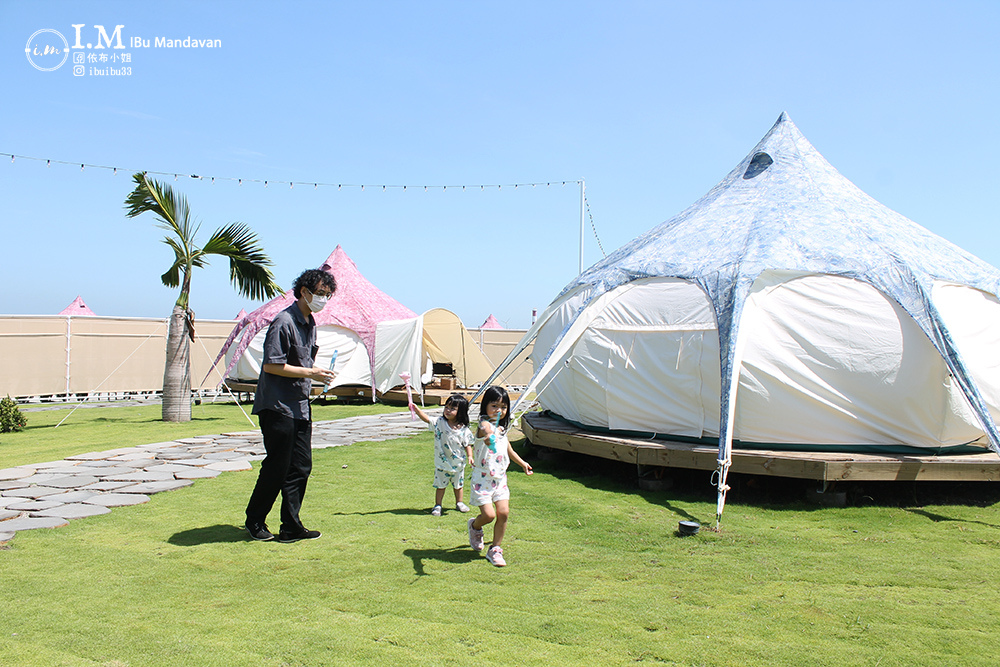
[579,178,585,274]
[65,315,72,396]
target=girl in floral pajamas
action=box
[466,386,532,567]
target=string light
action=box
[0,151,581,193]
[3,150,604,265]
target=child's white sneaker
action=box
[456,502,470,513]
[468,518,484,551]
[431,505,442,516]
[486,545,506,567]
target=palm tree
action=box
[124,172,283,422]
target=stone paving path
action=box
[0,410,436,544]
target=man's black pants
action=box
[245,409,312,533]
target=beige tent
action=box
[421,308,495,387]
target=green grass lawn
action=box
[3,404,1000,665]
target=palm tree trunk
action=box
[161,305,192,422]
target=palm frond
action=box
[160,262,183,288]
[203,223,282,300]
[124,173,192,240]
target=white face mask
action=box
[305,292,330,312]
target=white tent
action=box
[481,113,1000,522]
[225,308,496,394]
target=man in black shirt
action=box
[245,268,336,542]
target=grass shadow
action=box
[168,524,249,546]
[905,507,1000,529]
[331,507,430,517]
[403,545,479,576]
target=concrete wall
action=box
[0,316,238,400]
[0,316,535,399]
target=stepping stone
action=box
[0,497,20,508]
[18,473,65,485]
[203,451,243,460]
[45,475,101,489]
[174,467,221,479]
[30,460,73,469]
[116,480,193,494]
[84,493,150,507]
[4,499,64,512]
[101,471,176,483]
[0,516,69,531]
[205,460,252,472]
[155,451,197,461]
[0,468,35,481]
[32,504,112,520]
[134,441,185,450]
[116,459,159,469]
[165,458,211,467]
[0,531,13,543]
[88,467,140,478]
[33,467,86,476]
[147,463,202,474]
[81,481,135,491]
[2,486,65,499]
[110,452,155,461]
[0,508,22,520]
[45,490,98,504]
[0,481,30,491]
[75,460,130,468]
[66,448,140,460]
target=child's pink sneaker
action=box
[486,545,506,567]
[468,518,484,552]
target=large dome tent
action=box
[480,112,1000,523]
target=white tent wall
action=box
[530,278,722,437]
[932,282,1000,425]
[534,272,1000,449]
[226,324,375,389]
[734,272,986,448]
[373,316,425,394]
[529,272,1000,451]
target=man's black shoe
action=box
[277,528,322,543]
[246,521,275,541]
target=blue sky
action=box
[2,1,998,328]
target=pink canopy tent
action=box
[59,296,96,316]
[479,314,503,329]
[208,246,417,389]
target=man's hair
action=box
[292,269,337,299]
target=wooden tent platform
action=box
[520,412,1000,483]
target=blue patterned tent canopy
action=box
[485,112,1000,522]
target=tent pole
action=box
[65,315,72,396]
[579,179,585,274]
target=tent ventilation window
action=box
[743,152,773,179]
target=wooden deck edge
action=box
[521,413,1000,483]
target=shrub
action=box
[0,395,26,433]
